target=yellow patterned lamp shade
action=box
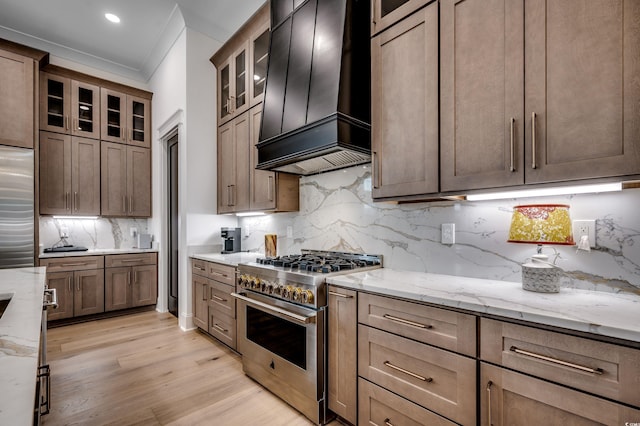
[508,204,575,245]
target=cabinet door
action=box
[39,131,71,215]
[440,0,524,192]
[217,120,235,214]
[193,275,209,330]
[101,88,126,143]
[217,58,234,125]
[73,269,105,316]
[131,264,157,307]
[249,23,270,107]
[127,146,151,217]
[218,114,250,213]
[250,106,276,210]
[232,43,250,118]
[101,141,127,216]
[127,95,151,148]
[371,0,433,36]
[105,267,131,311]
[46,271,74,321]
[327,286,357,424]
[71,137,100,215]
[71,80,100,139]
[0,49,35,149]
[233,113,250,212]
[40,73,71,135]
[524,0,640,183]
[371,4,439,199]
[480,362,640,425]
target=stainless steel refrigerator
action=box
[0,145,34,268]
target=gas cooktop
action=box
[255,250,382,273]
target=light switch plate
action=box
[441,223,455,244]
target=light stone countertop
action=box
[190,252,264,267]
[39,248,158,259]
[0,267,47,426]
[327,268,640,344]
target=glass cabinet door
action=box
[234,50,247,110]
[71,80,100,139]
[219,61,231,122]
[101,89,125,143]
[127,96,150,148]
[250,25,270,106]
[40,73,70,134]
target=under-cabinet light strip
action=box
[52,216,99,220]
[465,182,623,201]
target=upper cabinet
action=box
[371,0,433,36]
[216,43,250,125]
[249,20,270,107]
[0,47,36,149]
[440,0,640,193]
[101,88,151,148]
[40,72,101,140]
[371,3,439,199]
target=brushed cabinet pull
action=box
[486,381,493,426]
[328,291,353,299]
[128,271,132,286]
[129,196,133,214]
[73,118,78,131]
[123,195,127,213]
[268,176,274,201]
[202,284,207,301]
[509,117,516,172]
[383,361,432,382]
[372,151,380,189]
[76,276,80,292]
[213,323,228,333]
[227,185,232,206]
[74,192,78,211]
[384,419,393,426]
[211,294,227,302]
[134,271,138,283]
[531,112,537,169]
[383,313,432,329]
[65,116,70,131]
[510,346,604,375]
[68,276,72,292]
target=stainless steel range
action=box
[233,250,382,425]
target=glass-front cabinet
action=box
[100,88,150,148]
[217,42,250,125]
[40,72,101,139]
[250,22,270,107]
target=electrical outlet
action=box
[130,227,138,238]
[573,220,596,248]
[441,223,455,244]
[60,227,69,238]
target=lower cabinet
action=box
[105,253,158,311]
[41,256,105,321]
[327,285,357,424]
[191,258,238,351]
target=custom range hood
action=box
[256,0,371,175]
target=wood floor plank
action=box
[43,311,341,426]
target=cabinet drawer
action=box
[209,308,236,350]
[41,255,104,272]
[480,318,640,407]
[105,252,156,268]
[207,262,235,286]
[191,259,208,277]
[358,325,476,425]
[359,378,456,426]
[209,280,235,317]
[358,292,476,356]
[480,362,640,425]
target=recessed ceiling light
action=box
[105,13,120,23]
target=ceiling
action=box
[0,0,265,83]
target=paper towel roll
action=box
[265,234,277,258]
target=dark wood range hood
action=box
[256,0,371,176]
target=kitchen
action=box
[1,0,639,425]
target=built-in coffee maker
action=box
[221,227,241,253]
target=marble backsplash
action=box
[39,217,150,251]
[239,166,640,295]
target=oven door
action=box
[232,291,326,423]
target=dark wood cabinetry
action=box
[371,0,433,36]
[0,47,36,149]
[101,141,151,217]
[100,88,151,148]
[40,131,100,215]
[217,112,250,214]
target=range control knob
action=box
[275,285,285,296]
[238,275,249,288]
[282,285,294,299]
[264,281,274,294]
[292,287,303,302]
[250,277,262,290]
[301,290,314,304]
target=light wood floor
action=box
[44,311,343,426]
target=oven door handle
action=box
[231,292,316,325]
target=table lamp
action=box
[508,204,575,293]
